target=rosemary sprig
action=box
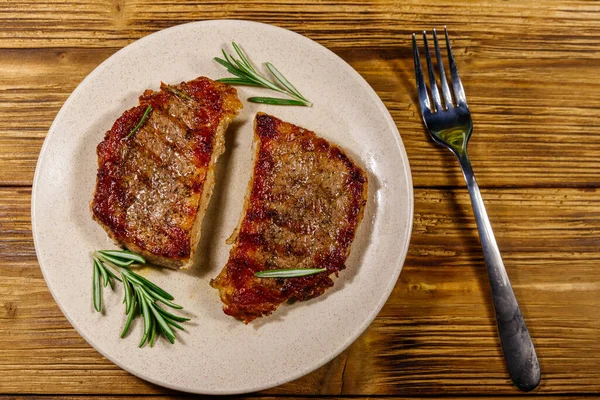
[123,105,153,140]
[254,268,327,278]
[92,250,190,347]
[215,42,312,107]
[165,86,193,101]
[247,97,308,106]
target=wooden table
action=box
[2,0,600,398]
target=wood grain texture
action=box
[0,398,595,400]
[3,0,600,396]
[1,0,600,53]
[3,398,594,400]
[2,188,599,395]
[346,188,600,395]
[1,46,599,186]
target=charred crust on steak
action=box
[91,76,242,268]
[211,113,368,323]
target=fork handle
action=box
[457,153,541,392]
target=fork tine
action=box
[422,31,443,112]
[445,27,467,106]
[412,33,431,114]
[433,28,453,109]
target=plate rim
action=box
[31,19,414,394]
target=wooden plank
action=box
[0,397,595,400]
[0,0,599,54]
[0,48,116,186]
[1,48,600,187]
[0,394,593,400]
[0,187,345,395]
[344,188,600,395]
[0,265,345,396]
[2,187,600,395]
[3,0,600,397]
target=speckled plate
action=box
[31,20,413,394]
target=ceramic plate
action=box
[31,20,413,394]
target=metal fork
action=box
[412,28,540,392]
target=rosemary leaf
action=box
[266,62,310,104]
[156,305,191,323]
[149,320,159,347]
[149,303,176,343]
[138,332,147,348]
[98,261,109,288]
[137,286,152,338]
[221,49,233,65]
[104,266,122,282]
[121,299,137,338]
[97,252,134,267]
[222,50,245,74]
[165,318,184,331]
[217,78,262,87]
[215,57,252,80]
[232,42,253,69]
[142,288,182,310]
[100,258,123,273]
[230,45,281,92]
[166,86,192,101]
[91,249,189,347]
[216,43,311,107]
[156,323,175,345]
[139,312,152,348]
[232,57,252,75]
[99,250,145,264]
[93,262,102,312]
[122,273,132,312]
[123,105,152,140]
[124,269,174,301]
[93,257,109,287]
[247,97,308,106]
[254,268,327,278]
[214,57,234,70]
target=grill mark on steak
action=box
[211,113,368,323]
[92,76,242,265]
[147,90,203,164]
[129,118,202,185]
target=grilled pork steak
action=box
[91,77,242,269]
[211,113,368,323]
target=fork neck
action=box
[456,152,477,193]
[456,151,507,289]
[456,150,471,173]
